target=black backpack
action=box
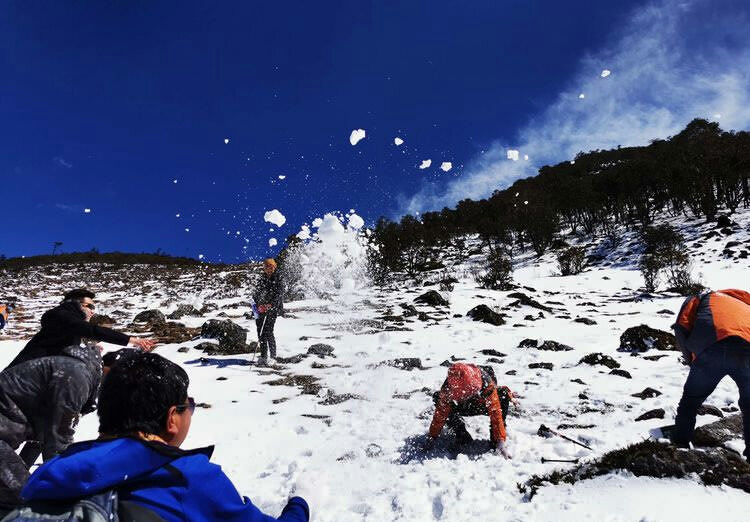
[1,490,164,522]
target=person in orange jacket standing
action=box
[0,304,12,331]
[427,363,513,458]
[672,289,750,460]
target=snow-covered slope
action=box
[2,209,750,521]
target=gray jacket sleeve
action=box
[41,369,92,461]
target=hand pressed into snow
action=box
[496,441,512,459]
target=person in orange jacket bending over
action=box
[427,363,513,458]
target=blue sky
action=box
[2,1,749,262]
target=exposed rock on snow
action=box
[414,290,448,307]
[168,304,201,320]
[579,352,620,369]
[133,309,166,325]
[507,292,553,313]
[467,304,505,326]
[377,358,424,371]
[200,319,249,354]
[631,387,662,399]
[693,413,741,446]
[307,343,335,357]
[635,408,665,421]
[619,325,677,352]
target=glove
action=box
[496,440,512,459]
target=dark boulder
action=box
[380,358,424,371]
[133,309,166,325]
[697,404,724,418]
[619,325,677,352]
[579,353,620,369]
[478,349,507,357]
[307,343,335,357]
[631,387,662,399]
[574,317,597,325]
[467,305,505,326]
[200,319,249,354]
[529,362,554,370]
[414,291,448,307]
[168,304,202,320]
[716,214,734,228]
[518,339,538,348]
[635,408,665,421]
[609,369,632,379]
[538,340,574,352]
[507,292,553,313]
[694,414,741,447]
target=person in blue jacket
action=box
[20,352,310,522]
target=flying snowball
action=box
[394,137,404,146]
[278,175,286,180]
[269,238,278,247]
[198,254,204,260]
[84,208,91,213]
[601,69,611,78]
[507,150,519,161]
[578,93,585,99]
[349,129,366,146]
[348,213,365,230]
[184,228,190,232]
[312,218,323,228]
[263,209,286,227]
[419,159,432,169]
[224,138,230,144]
[524,154,529,161]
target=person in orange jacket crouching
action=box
[427,363,515,458]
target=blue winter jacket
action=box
[21,437,309,522]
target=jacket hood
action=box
[59,299,87,320]
[22,438,214,501]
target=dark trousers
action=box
[255,313,277,359]
[432,390,510,443]
[0,440,29,510]
[673,345,750,457]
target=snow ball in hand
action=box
[440,162,452,172]
[264,209,286,227]
[419,159,432,169]
[269,238,278,247]
[349,129,366,146]
[507,149,519,161]
[394,137,404,146]
[601,69,611,78]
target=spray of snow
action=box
[349,129,366,146]
[419,159,432,169]
[269,238,278,247]
[394,137,404,146]
[84,208,91,213]
[264,209,286,227]
[507,149,520,161]
[224,138,230,144]
[440,162,453,172]
[601,69,611,78]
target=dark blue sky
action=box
[2,1,647,262]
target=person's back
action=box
[20,352,309,522]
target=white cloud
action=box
[403,0,750,215]
[349,129,366,146]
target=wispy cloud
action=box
[53,156,72,168]
[404,0,750,214]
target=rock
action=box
[217,376,227,381]
[466,305,505,326]
[417,312,431,322]
[177,346,190,353]
[168,304,201,320]
[609,369,632,379]
[507,292,553,313]
[380,358,424,371]
[557,423,596,430]
[579,353,620,369]
[365,443,383,458]
[697,404,724,418]
[519,440,750,500]
[486,358,503,364]
[264,374,322,395]
[693,414,742,447]
[574,317,597,325]
[619,325,677,353]
[478,349,507,357]
[631,387,662,399]
[194,341,220,352]
[200,319,249,354]
[716,214,734,228]
[307,343,335,357]
[635,408,665,421]
[726,241,741,249]
[319,390,363,405]
[506,370,517,375]
[518,339,538,348]
[643,354,670,361]
[133,309,166,325]
[400,303,418,317]
[151,321,200,344]
[570,378,586,385]
[414,290,448,307]
[538,340,574,352]
[275,354,308,364]
[528,362,553,370]
[578,393,589,400]
[90,314,116,327]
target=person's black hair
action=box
[98,352,189,436]
[64,289,95,301]
[102,348,141,369]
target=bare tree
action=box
[52,241,63,255]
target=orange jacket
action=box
[0,305,9,329]
[428,363,508,443]
[674,289,750,357]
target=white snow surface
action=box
[264,209,286,227]
[4,207,750,521]
[440,162,452,172]
[349,129,366,146]
[419,159,432,169]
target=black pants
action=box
[255,313,277,359]
[0,440,29,511]
[432,389,511,442]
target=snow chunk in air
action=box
[312,217,323,228]
[269,238,278,247]
[507,149,519,161]
[440,162,452,172]
[349,129,366,146]
[264,209,286,227]
[348,213,364,230]
[278,175,286,180]
[601,69,611,78]
[579,93,585,99]
[394,137,404,146]
[84,208,91,213]
[224,138,230,144]
[419,159,432,169]
[297,225,311,240]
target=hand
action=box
[496,440,511,459]
[130,337,157,352]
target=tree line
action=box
[370,118,750,274]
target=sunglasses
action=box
[175,397,196,414]
[82,303,96,311]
